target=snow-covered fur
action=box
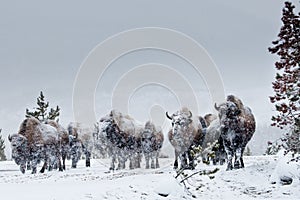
[141,121,164,169]
[201,116,226,165]
[92,122,109,158]
[215,95,256,170]
[96,110,143,170]
[8,117,63,174]
[166,107,204,169]
[67,122,93,168]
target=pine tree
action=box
[0,129,7,161]
[268,1,300,154]
[26,91,60,122]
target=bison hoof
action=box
[21,168,26,174]
[226,166,233,171]
[234,163,240,169]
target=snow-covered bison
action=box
[166,107,205,170]
[67,122,93,168]
[140,121,164,169]
[201,114,226,165]
[8,117,65,174]
[214,95,256,170]
[96,110,143,170]
[45,120,70,170]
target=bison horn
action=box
[8,134,12,142]
[166,112,172,120]
[188,111,192,118]
[214,103,220,111]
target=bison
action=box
[96,110,143,170]
[67,122,93,168]
[8,117,64,174]
[140,121,164,169]
[201,114,226,165]
[45,120,69,170]
[214,95,256,170]
[166,107,204,170]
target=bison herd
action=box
[8,95,256,174]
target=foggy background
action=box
[1,0,297,157]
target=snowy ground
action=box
[0,156,299,200]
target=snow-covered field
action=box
[0,156,299,200]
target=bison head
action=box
[8,134,28,167]
[214,102,241,122]
[166,109,193,135]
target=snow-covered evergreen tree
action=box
[268,1,300,155]
[26,91,60,122]
[268,1,300,185]
[0,129,7,161]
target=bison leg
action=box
[145,153,150,169]
[85,151,91,167]
[20,163,26,174]
[179,152,188,169]
[31,157,38,174]
[57,158,63,172]
[224,147,233,171]
[234,148,242,169]
[135,152,141,168]
[118,158,126,170]
[40,161,47,173]
[26,161,31,170]
[62,153,66,170]
[150,153,155,169]
[110,153,116,170]
[187,148,195,170]
[117,149,126,170]
[155,151,160,168]
[129,157,134,170]
[174,150,179,169]
[240,148,245,168]
[82,144,91,167]
[55,147,63,172]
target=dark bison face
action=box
[215,102,241,122]
[8,134,28,166]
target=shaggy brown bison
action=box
[166,107,204,169]
[214,95,256,170]
[8,117,64,174]
[140,121,164,169]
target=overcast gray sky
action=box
[1,0,298,155]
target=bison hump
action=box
[39,123,59,142]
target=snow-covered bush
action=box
[270,150,300,185]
